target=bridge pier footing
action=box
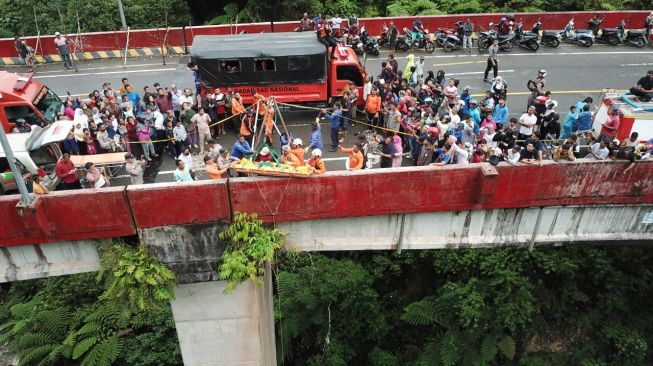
[169,264,277,366]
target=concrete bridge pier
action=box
[141,223,277,366]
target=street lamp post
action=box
[117,0,127,30]
[0,128,33,205]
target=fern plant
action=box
[218,213,286,293]
[97,242,177,312]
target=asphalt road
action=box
[2,43,653,184]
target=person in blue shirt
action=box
[574,97,592,115]
[492,98,509,129]
[573,104,592,132]
[468,100,481,132]
[125,85,141,111]
[308,121,323,151]
[412,18,424,42]
[560,105,577,139]
[231,134,253,159]
[321,102,343,152]
[460,86,472,116]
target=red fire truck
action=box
[190,32,366,105]
[0,71,63,133]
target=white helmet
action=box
[312,149,322,157]
[293,138,303,146]
[538,69,547,76]
[55,31,61,36]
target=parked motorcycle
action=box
[435,25,456,47]
[561,18,594,47]
[360,26,380,55]
[378,23,410,51]
[477,23,515,52]
[588,18,620,46]
[442,21,465,52]
[403,27,435,53]
[616,20,647,48]
[532,19,563,47]
[514,21,540,51]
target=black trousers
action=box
[318,37,337,56]
[484,58,498,80]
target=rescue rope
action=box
[124,112,243,144]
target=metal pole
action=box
[117,0,127,30]
[0,128,33,205]
[182,26,188,54]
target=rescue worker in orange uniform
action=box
[252,90,268,117]
[263,105,275,146]
[280,144,302,167]
[307,148,326,174]
[229,93,245,133]
[338,144,364,170]
[291,138,305,163]
[240,108,255,144]
[365,88,382,128]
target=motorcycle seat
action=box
[602,28,619,33]
[543,30,560,35]
[575,29,592,33]
[628,29,644,35]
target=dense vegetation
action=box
[0,242,179,366]
[0,0,650,37]
[2,244,652,365]
[276,247,653,365]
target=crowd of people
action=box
[10,53,652,193]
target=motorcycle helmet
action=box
[538,69,547,76]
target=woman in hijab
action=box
[392,134,403,167]
[424,71,435,85]
[403,54,415,82]
[73,108,88,128]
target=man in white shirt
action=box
[331,14,342,38]
[363,76,372,101]
[506,145,521,165]
[178,147,194,170]
[450,140,470,164]
[518,106,537,141]
[586,140,609,160]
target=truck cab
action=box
[0,71,63,133]
[328,45,366,104]
[0,121,72,194]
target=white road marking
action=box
[34,67,176,79]
[448,70,514,76]
[620,62,653,67]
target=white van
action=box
[0,121,73,194]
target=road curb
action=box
[0,46,187,66]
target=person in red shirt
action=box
[599,106,621,142]
[55,153,81,190]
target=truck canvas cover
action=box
[191,32,327,87]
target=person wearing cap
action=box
[54,32,73,70]
[291,138,305,162]
[629,70,653,102]
[280,145,302,167]
[204,155,229,179]
[307,149,326,174]
[124,153,146,185]
[598,106,621,142]
[257,146,274,162]
[468,99,481,129]
[240,108,255,143]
